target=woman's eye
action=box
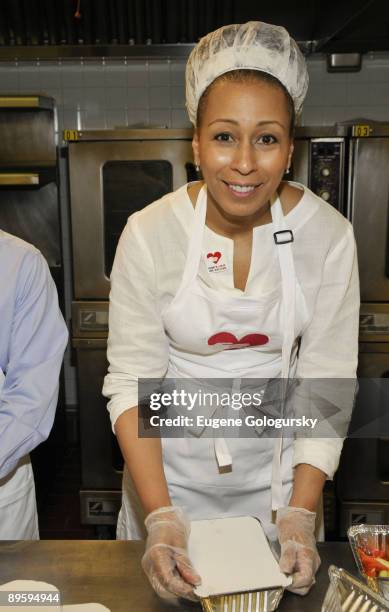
[215,132,233,142]
[258,134,277,145]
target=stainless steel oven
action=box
[293,123,389,304]
[67,129,195,524]
[294,124,389,537]
[337,304,389,536]
[255,123,389,540]
[71,303,120,526]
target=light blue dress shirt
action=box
[0,230,68,480]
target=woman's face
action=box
[192,78,294,221]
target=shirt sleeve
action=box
[0,251,68,479]
[293,224,360,479]
[102,214,169,431]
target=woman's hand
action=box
[276,506,321,595]
[142,506,201,601]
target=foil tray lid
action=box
[188,516,292,599]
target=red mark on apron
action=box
[208,332,269,349]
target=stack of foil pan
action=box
[322,566,389,611]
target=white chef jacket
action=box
[103,181,360,479]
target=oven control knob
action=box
[321,167,330,177]
[320,190,331,201]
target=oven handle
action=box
[0,96,40,108]
[0,96,54,109]
[0,173,39,186]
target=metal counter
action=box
[0,541,356,611]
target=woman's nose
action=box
[231,142,258,174]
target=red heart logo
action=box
[207,251,222,265]
[240,334,269,346]
[208,332,269,348]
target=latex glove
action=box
[141,506,201,601]
[276,506,321,596]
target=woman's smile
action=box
[222,180,263,198]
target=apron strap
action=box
[213,378,242,469]
[214,437,233,468]
[178,184,207,292]
[270,194,296,511]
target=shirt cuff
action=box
[107,397,138,433]
[292,438,344,480]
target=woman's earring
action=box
[195,163,200,172]
[285,167,290,175]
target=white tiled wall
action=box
[301,53,389,125]
[0,52,388,132]
[1,52,388,405]
[0,58,188,130]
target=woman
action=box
[103,21,359,600]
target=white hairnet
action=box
[186,21,309,126]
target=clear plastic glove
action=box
[276,506,321,596]
[141,506,201,601]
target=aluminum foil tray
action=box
[348,524,389,601]
[190,517,290,611]
[321,565,389,611]
[200,588,284,612]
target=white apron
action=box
[118,185,309,541]
[0,368,39,539]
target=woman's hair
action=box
[196,69,296,138]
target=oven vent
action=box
[0,0,234,46]
[0,0,388,54]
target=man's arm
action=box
[0,250,68,478]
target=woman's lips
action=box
[223,181,262,198]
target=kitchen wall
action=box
[0,52,388,406]
[0,52,388,131]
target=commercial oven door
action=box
[349,136,389,301]
[72,335,122,525]
[68,132,194,300]
[73,336,123,489]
